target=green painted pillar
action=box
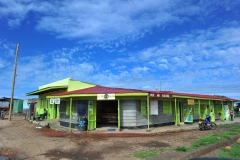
[69,98,72,131]
[208,100,210,114]
[57,104,60,120]
[175,98,177,125]
[46,99,48,124]
[147,96,150,130]
[198,100,200,119]
[220,101,224,120]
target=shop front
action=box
[26,78,237,132]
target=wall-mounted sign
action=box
[50,98,60,104]
[148,93,172,98]
[97,93,115,100]
[187,99,194,105]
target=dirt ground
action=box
[0,114,223,160]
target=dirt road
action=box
[0,114,228,160]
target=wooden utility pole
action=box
[9,43,20,121]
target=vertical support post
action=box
[46,99,48,124]
[147,96,150,131]
[221,101,224,120]
[69,98,72,131]
[208,100,210,115]
[57,104,60,120]
[198,99,201,119]
[175,98,177,126]
[118,99,120,130]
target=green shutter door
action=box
[141,100,147,115]
[88,101,96,130]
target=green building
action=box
[26,78,237,131]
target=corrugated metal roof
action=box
[170,92,235,101]
[50,85,146,96]
[0,97,19,101]
[49,86,237,101]
[26,86,68,96]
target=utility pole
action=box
[9,43,20,121]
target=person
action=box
[41,109,48,120]
[0,109,4,119]
[205,114,211,125]
[230,109,234,121]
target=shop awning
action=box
[26,86,68,96]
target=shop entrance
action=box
[96,100,118,128]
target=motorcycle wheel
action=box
[200,123,205,131]
[198,124,202,130]
[210,122,217,130]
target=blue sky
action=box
[0,0,240,100]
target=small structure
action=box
[0,97,20,114]
[13,99,24,113]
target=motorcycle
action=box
[198,119,217,130]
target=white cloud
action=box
[1,1,240,100]
[1,0,239,42]
[131,66,149,74]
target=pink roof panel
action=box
[50,86,146,96]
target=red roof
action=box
[50,86,146,96]
[49,85,236,101]
[170,92,235,101]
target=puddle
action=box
[0,156,10,160]
[107,128,116,132]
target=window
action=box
[150,100,158,115]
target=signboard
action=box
[148,93,172,98]
[55,98,60,104]
[187,99,194,105]
[50,98,60,104]
[97,94,115,100]
[183,106,193,122]
[50,99,55,104]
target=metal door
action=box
[88,101,96,130]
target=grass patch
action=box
[175,122,240,152]
[217,143,240,160]
[134,150,158,159]
[175,146,189,152]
